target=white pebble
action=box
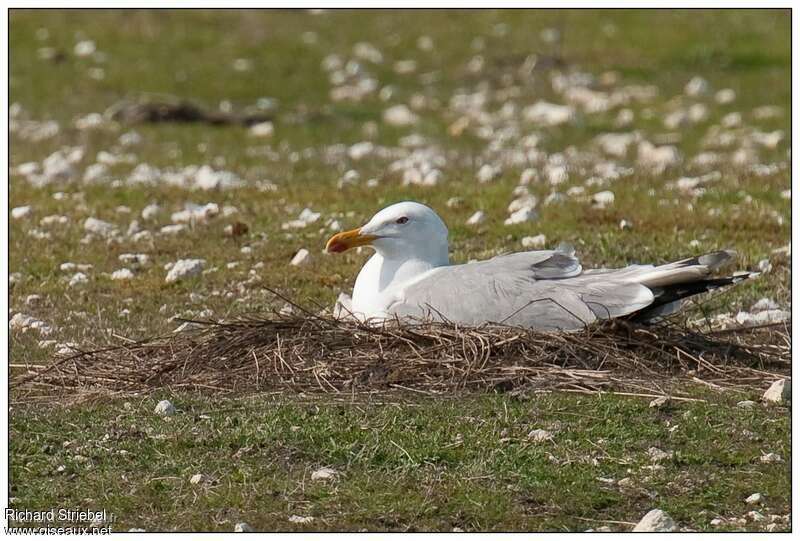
[633,509,677,532]
[521,234,547,249]
[383,104,418,127]
[290,248,311,266]
[466,211,485,226]
[249,121,274,137]
[592,191,615,208]
[84,217,117,237]
[165,259,205,284]
[141,203,161,221]
[504,207,537,226]
[68,272,89,287]
[111,268,134,281]
[11,206,31,219]
[310,467,338,481]
[154,399,176,416]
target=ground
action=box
[9,9,790,532]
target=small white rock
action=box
[11,206,32,219]
[592,190,615,208]
[521,234,547,250]
[685,76,710,96]
[760,452,783,464]
[745,492,764,504]
[527,429,553,442]
[290,248,311,266]
[383,104,418,127]
[310,467,338,481]
[154,399,176,416]
[288,515,314,524]
[763,379,790,404]
[165,259,205,284]
[110,268,134,281]
[633,509,677,532]
[84,217,117,237]
[249,121,274,137]
[189,473,206,485]
[234,522,253,532]
[466,210,486,226]
[68,272,89,287]
[504,207,538,226]
[141,203,161,221]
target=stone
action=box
[504,207,537,226]
[288,515,314,524]
[383,104,417,127]
[763,379,790,404]
[84,217,117,238]
[110,269,134,281]
[527,429,553,442]
[521,234,547,249]
[234,522,253,532]
[11,206,32,219]
[632,509,677,532]
[466,210,485,226]
[760,453,783,464]
[249,121,274,137]
[310,467,338,481]
[736,400,757,409]
[154,399,176,416]
[290,248,311,266]
[592,191,615,208]
[165,259,205,284]
[745,492,763,504]
[189,473,206,485]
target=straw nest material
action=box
[11,301,790,405]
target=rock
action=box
[632,509,677,532]
[9,313,53,336]
[521,234,547,249]
[527,429,553,442]
[508,195,538,214]
[504,207,537,226]
[234,522,253,532]
[68,272,89,287]
[141,203,161,220]
[84,217,117,238]
[189,473,206,485]
[745,492,763,504]
[311,467,338,481]
[763,379,790,404]
[165,259,205,284]
[111,269,134,281]
[291,248,312,266]
[709,518,724,527]
[736,400,757,409]
[715,89,736,104]
[74,39,96,57]
[11,206,32,219]
[592,191,615,208]
[288,515,314,524]
[477,164,501,183]
[523,101,575,126]
[760,452,783,464]
[171,202,220,224]
[747,510,766,522]
[383,104,417,127]
[154,400,176,416]
[638,141,681,172]
[249,121,274,137]
[685,76,710,96]
[466,210,485,226]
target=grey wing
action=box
[387,250,654,331]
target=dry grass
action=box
[12,293,790,405]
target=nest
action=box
[11,300,791,405]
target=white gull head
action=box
[326,201,450,318]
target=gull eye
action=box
[395,216,409,224]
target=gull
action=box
[325,201,750,330]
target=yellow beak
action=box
[325,228,378,253]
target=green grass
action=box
[10,391,790,532]
[9,8,790,532]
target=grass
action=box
[10,391,790,532]
[9,8,790,532]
